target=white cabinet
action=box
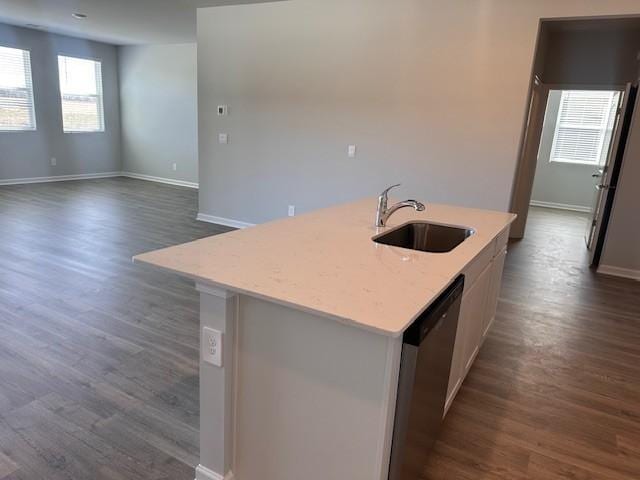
[483,247,507,339]
[445,232,509,415]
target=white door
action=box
[586,83,637,265]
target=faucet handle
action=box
[380,184,401,200]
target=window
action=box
[0,45,36,131]
[550,90,620,166]
[58,55,104,132]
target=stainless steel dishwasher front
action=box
[388,275,464,480]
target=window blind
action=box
[0,45,36,131]
[58,55,104,132]
[550,90,619,165]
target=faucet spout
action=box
[375,185,426,227]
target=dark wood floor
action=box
[0,178,231,480]
[425,207,640,479]
[1,183,639,479]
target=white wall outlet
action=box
[288,205,296,217]
[50,157,57,166]
[217,105,228,116]
[218,133,228,144]
[348,145,357,158]
[172,162,177,171]
[202,327,223,367]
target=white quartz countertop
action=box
[134,199,516,337]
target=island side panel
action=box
[197,284,238,480]
[234,296,402,480]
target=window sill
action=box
[549,159,601,167]
[63,130,105,134]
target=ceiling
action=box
[0,0,275,45]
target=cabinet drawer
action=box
[494,227,510,255]
[462,242,494,288]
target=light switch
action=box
[218,133,228,144]
[348,145,357,158]
[217,105,228,116]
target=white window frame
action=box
[57,55,105,133]
[0,45,37,132]
[549,90,619,166]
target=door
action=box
[586,82,638,265]
[510,77,550,239]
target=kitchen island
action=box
[134,198,516,480]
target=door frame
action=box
[509,81,627,240]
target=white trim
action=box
[195,465,234,480]
[597,265,640,281]
[197,213,255,229]
[196,283,237,299]
[530,200,592,213]
[375,336,403,480]
[0,171,121,186]
[121,171,198,189]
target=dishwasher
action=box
[388,275,464,480]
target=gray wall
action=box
[196,0,640,225]
[542,27,640,85]
[0,23,121,180]
[531,90,607,211]
[119,43,198,185]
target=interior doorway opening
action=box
[510,16,640,269]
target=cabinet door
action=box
[483,247,507,338]
[446,263,491,409]
[461,263,491,373]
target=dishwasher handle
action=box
[403,275,464,347]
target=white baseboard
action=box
[0,171,199,189]
[121,172,199,189]
[0,171,121,186]
[197,213,255,229]
[530,200,591,213]
[597,264,640,281]
[195,465,234,480]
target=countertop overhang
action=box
[134,198,516,337]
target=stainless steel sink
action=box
[373,222,474,253]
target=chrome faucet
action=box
[375,184,425,227]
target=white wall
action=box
[0,23,121,180]
[196,0,640,225]
[531,90,606,211]
[119,43,198,184]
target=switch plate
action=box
[218,133,228,144]
[217,105,228,116]
[348,145,357,158]
[51,157,57,166]
[288,205,296,217]
[202,327,223,367]
[172,163,177,171]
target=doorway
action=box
[509,16,640,268]
[530,85,633,266]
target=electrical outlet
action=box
[172,163,177,171]
[218,133,228,144]
[202,327,223,367]
[288,205,296,217]
[50,157,57,166]
[348,145,357,158]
